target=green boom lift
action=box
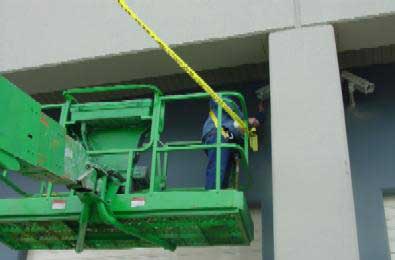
[0,76,254,252]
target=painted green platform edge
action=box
[0,190,254,249]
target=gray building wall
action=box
[259,62,395,260]
[234,62,395,260]
[346,63,395,260]
[2,0,395,74]
[269,25,360,260]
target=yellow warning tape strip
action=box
[117,0,247,131]
[209,110,229,139]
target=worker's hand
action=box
[248,118,260,128]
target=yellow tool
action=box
[249,128,258,152]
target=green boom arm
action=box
[0,76,89,188]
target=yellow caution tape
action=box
[117,0,247,131]
[209,110,229,139]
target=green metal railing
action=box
[36,85,249,196]
[159,92,249,191]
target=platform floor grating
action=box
[0,213,250,250]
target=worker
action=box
[202,98,261,190]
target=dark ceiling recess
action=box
[24,43,395,104]
[32,63,269,104]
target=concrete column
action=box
[269,25,360,260]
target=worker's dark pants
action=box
[203,132,233,190]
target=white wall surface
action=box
[300,0,395,25]
[0,0,294,72]
[27,209,261,260]
[269,25,360,260]
[2,0,395,74]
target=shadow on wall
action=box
[345,63,395,260]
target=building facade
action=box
[1,1,395,260]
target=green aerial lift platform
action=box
[0,76,254,252]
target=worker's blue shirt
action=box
[202,99,244,141]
